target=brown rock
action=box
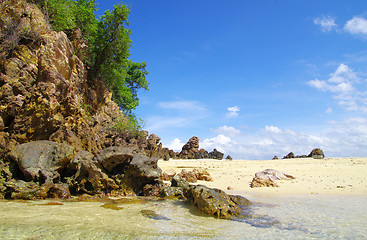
[178,169,198,183]
[250,169,295,188]
[161,169,176,181]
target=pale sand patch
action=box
[158,158,367,196]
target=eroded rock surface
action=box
[250,169,295,188]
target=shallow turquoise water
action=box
[0,194,366,239]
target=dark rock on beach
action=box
[184,184,251,219]
[282,152,295,159]
[208,148,224,160]
[9,141,74,184]
[308,148,325,159]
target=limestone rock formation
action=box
[308,148,325,159]
[250,169,295,188]
[282,152,295,159]
[9,141,74,183]
[178,136,199,159]
[208,148,224,160]
[184,185,251,219]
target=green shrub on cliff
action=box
[35,0,148,115]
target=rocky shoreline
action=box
[0,0,247,219]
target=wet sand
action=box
[158,157,367,196]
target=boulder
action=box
[193,168,213,182]
[208,148,224,160]
[9,141,75,184]
[250,169,295,188]
[195,149,209,159]
[178,169,198,183]
[282,152,295,159]
[161,169,176,181]
[65,150,118,195]
[96,146,162,194]
[308,148,325,159]
[171,174,190,189]
[184,185,250,219]
[226,155,233,160]
[272,156,279,160]
[178,136,199,159]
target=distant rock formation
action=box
[226,155,233,160]
[209,148,224,160]
[308,148,325,159]
[250,169,295,188]
[272,156,279,160]
[282,152,295,159]
[176,137,224,160]
[178,136,199,159]
[282,148,325,159]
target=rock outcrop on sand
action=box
[282,148,325,159]
[250,169,295,188]
[160,168,213,183]
[176,137,225,160]
[308,148,325,159]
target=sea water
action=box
[0,194,366,239]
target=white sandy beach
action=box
[159,157,367,196]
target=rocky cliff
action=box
[0,0,166,199]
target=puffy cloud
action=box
[214,125,242,137]
[226,106,240,118]
[167,138,184,152]
[307,64,367,111]
[314,15,337,32]
[344,17,367,36]
[264,125,282,134]
[200,119,367,159]
[201,134,232,153]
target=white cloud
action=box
[226,106,240,118]
[167,138,184,152]
[214,125,242,137]
[344,17,367,36]
[314,15,337,32]
[158,100,206,111]
[200,118,367,159]
[264,125,282,134]
[201,134,232,153]
[326,107,333,114]
[307,64,367,111]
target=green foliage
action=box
[89,4,148,114]
[112,115,145,137]
[35,0,148,114]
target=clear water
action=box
[0,194,366,239]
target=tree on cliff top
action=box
[35,0,148,115]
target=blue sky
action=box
[98,0,367,159]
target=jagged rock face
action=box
[9,140,74,184]
[179,136,199,159]
[0,0,129,156]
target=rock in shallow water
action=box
[184,184,251,219]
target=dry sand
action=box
[158,157,367,196]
